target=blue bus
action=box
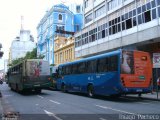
[56,49,152,97]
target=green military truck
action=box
[8,59,52,93]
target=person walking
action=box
[157,77,160,90]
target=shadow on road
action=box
[61,91,154,103]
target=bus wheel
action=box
[88,85,94,97]
[35,89,41,94]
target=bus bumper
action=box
[23,82,52,89]
[122,87,152,94]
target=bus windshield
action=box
[26,60,50,76]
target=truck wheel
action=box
[35,89,41,93]
[16,84,19,92]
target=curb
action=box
[0,97,3,116]
[126,95,160,101]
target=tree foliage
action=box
[9,48,44,66]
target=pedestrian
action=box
[0,79,2,97]
[0,79,3,84]
[157,77,160,90]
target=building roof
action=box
[37,4,74,29]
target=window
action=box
[152,9,156,19]
[86,60,97,73]
[72,64,78,74]
[146,2,151,10]
[97,55,118,72]
[56,25,64,31]
[58,14,62,20]
[76,5,81,13]
[133,9,136,16]
[109,55,118,71]
[85,13,93,23]
[138,15,142,25]
[117,23,121,32]
[88,28,97,42]
[78,62,86,74]
[97,57,109,73]
[122,22,125,30]
[151,0,156,8]
[158,0,160,6]
[108,0,121,11]
[95,5,105,18]
[137,7,141,14]
[133,17,137,26]
[126,18,132,29]
[158,7,160,17]
[85,0,89,8]
[144,10,151,23]
[65,65,72,75]
[102,30,105,38]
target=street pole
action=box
[156,68,159,99]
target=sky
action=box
[0,0,82,70]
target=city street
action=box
[0,82,160,120]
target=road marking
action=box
[99,118,107,120]
[49,100,61,105]
[44,110,63,120]
[95,105,135,115]
[3,95,13,97]
[37,95,44,99]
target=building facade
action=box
[9,30,36,63]
[75,0,160,58]
[54,36,75,65]
[68,3,83,14]
[37,4,83,66]
[75,0,160,89]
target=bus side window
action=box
[78,62,86,74]
[109,55,118,71]
[97,58,108,73]
[87,60,97,73]
[66,65,72,75]
[72,64,78,74]
[59,67,63,75]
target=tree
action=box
[9,48,44,66]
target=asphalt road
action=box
[0,82,160,120]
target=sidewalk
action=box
[0,93,3,117]
[127,92,160,101]
[141,92,160,101]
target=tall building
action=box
[75,0,160,58]
[9,30,36,63]
[37,4,83,66]
[68,3,83,14]
[54,36,75,65]
[75,0,160,88]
